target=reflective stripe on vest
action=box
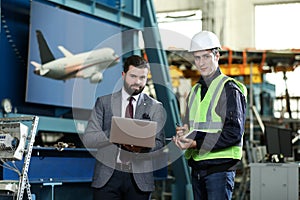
[185,73,246,161]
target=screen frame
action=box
[25,0,123,110]
[265,125,293,158]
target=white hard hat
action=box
[189,31,221,52]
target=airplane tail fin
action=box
[36,30,55,64]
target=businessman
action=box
[82,55,166,200]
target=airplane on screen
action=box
[30,30,120,83]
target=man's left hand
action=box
[172,136,196,150]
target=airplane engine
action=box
[90,72,103,83]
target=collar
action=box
[198,67,222,87]
[121,88,140,102]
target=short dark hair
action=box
[123,55,149,73]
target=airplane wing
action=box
[58,46,74,57]
[76,66,103,83]
[76,65,98,78]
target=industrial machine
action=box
[0,115,95,200]
[0,116,39,200]
[0,122,28,161]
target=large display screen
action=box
[26,1,123,110]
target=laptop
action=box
[109,116,157,148]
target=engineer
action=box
[173,31,247,200]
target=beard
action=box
[124,82,145,96]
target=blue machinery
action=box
[2,115,95,199]
[0,0,191,199]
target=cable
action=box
[0,158,21,176]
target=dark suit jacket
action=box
[82,90,166,192]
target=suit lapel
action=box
[111,91,151,119]
[111,90,122,117]
[135,93,149,119]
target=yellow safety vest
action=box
[185,74,247,161]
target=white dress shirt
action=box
[117,88,141,163]
[121,88,140,118]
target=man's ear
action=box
[215,52,220,61]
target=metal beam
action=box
[142,1,192,200]
[47,0,143,29]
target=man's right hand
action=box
[175,124,188,137]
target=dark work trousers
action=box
[191,170,235,200]
[93,170,151,200]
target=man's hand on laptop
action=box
[122,144,143,153]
